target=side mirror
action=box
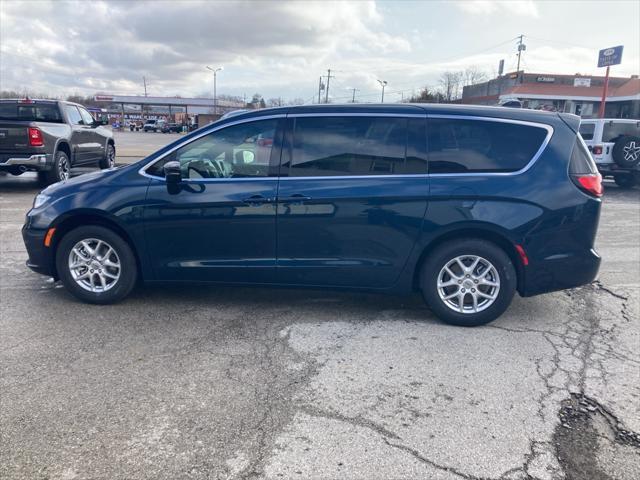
[164,161,182,185]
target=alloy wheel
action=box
[58,155,70,181]
[68,238,121,292]
[437,255,501,314]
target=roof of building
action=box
[505,77,640,101]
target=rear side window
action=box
[289,116,423,177]
[569,135,598,174]
[602,122,640,142]
[0,103,63,122]
[579,123,595,141]
[428,118,549,173]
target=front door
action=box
[142,117,284,283]
[276,114,429,288]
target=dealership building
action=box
[462,72,640,118]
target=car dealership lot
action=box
[1,172,638,479]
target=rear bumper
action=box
[22,225,55,277]
[521,248,601,297]
[0,154,52,171]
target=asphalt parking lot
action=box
[0,143,639,478]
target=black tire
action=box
[613,173,637,188]
[420,239,517,327]
[42,150,71,185]
[55,225,138,304]
[612,135,640,169]
[99,143,116,169]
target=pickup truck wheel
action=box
[99,143,116,169]
[612,136,640,168]
[420,239,516,327]
[614,173,637,188]
[42,151,70,185]
[55,226,137,304]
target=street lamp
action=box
[206,65,223,115]
[377,79,387,103]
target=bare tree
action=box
[463,66,488,87]
[439,71,463,102]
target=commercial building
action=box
[462,72,640,118]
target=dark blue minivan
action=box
[22,104,602,326]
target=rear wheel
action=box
[55,226,137,304]
[99,143,116,169]
[41,150,70,185]
[420,239,517,326]
[613,173,637,189]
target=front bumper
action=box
[22,224,55,277]
[0,154,52,171]
[521,248,601,297]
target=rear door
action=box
[275,113,429,288]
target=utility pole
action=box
[325,69,335,104]
[350,88,359,103]
[377,79,387,103]
[516,35,526,82]
[143,76,148,96]
[318,76,323,104]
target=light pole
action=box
[377,79,387,103]
[206,66,223,115]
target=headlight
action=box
[33,194,50,209]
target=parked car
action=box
[0,98,115,185]
[143,119,166,132]
[579,118,640,188]
[161,122,182,133]
[22,104,602,326]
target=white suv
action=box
[579,119,640,188]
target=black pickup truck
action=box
[0,99,115,185]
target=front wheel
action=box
[55,226,138,304]
[420,239,517,326]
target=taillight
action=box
[592,145,603,155]
[573,173,603,197]
[28,127,44,147]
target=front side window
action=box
[65,105,83,125]
[146,119,279,179]
[428,118,549,174]
[78,107,95,126]
[288,116,411,177]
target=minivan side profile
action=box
[22,104,602,326]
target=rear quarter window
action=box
[428,118,549,174]
[579,123,595,141]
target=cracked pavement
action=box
[1,174,638,480]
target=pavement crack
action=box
[299,405,401,440]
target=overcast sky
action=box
[1,0,638,102]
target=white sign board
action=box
[574,78,591,87]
